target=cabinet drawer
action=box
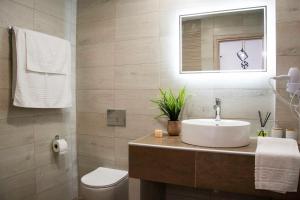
[129,145,196,187]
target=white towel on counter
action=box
[12,26,72,108]
[255,137,300,193]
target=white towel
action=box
[12,26,72,108]
[25,29,69,74]
[255,137,300,193]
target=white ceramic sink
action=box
[181,119,251,147]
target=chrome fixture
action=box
[213,98,221,121]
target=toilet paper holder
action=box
[53,135,60,153]
[52,135,68,154]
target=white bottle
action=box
[285,129,298,140]
[271,128,283,138]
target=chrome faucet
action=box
[213,98,221,121]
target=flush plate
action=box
[107,109,126,127]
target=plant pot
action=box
[167,120,181,136]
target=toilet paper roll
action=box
[52,139,68,154]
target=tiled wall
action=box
[76,0,299,199]
[276,0,300,133]
[0,0,77,200]
[76,0,274,199]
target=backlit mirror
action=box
[180,7,266,73]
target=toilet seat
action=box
[81,167,128,189]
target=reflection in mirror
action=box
[180,7,265,73]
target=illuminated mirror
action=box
[180,7,266,73]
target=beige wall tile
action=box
[159,0,201,11]
[0,27,9,59]
[34,135,72,168]
[34,114,69,143]
[115,89,159,116]
[36,181,73,200]
[159,68,188,90]
[34,11,69,39]
[115,38,160,65]
[116,0,159,18]
[77,19,115,46]
[129,178,140,200]
[277,21,300,56]
[277,0,300,23]
[0,0,34,29]
[0,58,10,89]
[0,144,35,179]
[114,63,160,90]
[77,0,116,24]
[70,23,77,46]
[78,135,115,162]
[183,89,214,119]
[115,114,164,139]
[34,140,56,167]
[77,90,114,113]
[12,0,34,8]
[0,170,36,200]
[77,42,114,67]
[159,10,177,37]
[0,117,34,150]
[115,12,159,41]
[276,120,299,131]
[77,67,114,90]
[77,112,114,137]
[277,56,300,75]
[212,89,275,120]
[36,163,73,193]
[114,137,130,169]
[0,0,77,199]
[35,0,72,21]
[159,36,178,64]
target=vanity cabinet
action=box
[129,135,300,200]
[129,145,196,187]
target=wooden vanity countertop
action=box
[129,134,258,156]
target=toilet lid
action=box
[81,167,128,188]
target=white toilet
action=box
[80,167,128,200]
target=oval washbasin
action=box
[181,119,251,148]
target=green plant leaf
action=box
[151,87,186,121]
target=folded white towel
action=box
[25,29,70,74]
[12,26,72,108]
[255,137,300,193]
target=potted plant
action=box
[152,88,186,136]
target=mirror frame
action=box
[179,6,267,74]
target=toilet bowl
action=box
[80,167,128,200]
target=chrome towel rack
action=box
[8,26,13,34]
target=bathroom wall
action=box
[276,0,300,135]
[76,0,275,199]
[0,0,77,200]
